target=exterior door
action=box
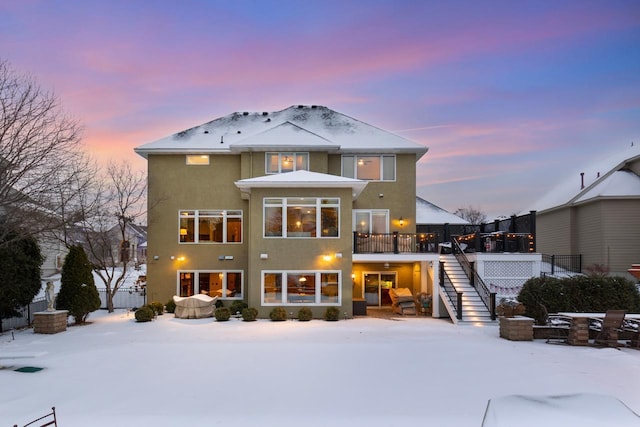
[363,272,396,307]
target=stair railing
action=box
[439,261,463,320]
[451,238,497,320]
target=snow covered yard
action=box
[1,311,639,426]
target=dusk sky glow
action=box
[1,0,638,218]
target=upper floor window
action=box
[264,197,339,238]
[354,209,388,234]
[186,155,210,165]
[342,155,395,181]
[179,210,242,243]
[266,152,309,174]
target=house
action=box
[134,105,449,318]
[531,144,640,280]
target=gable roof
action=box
[135,105,428,159]
[530,144,640,214]
[416,196,469,225]
[234,170,368,200]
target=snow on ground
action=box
[1,312,639,426]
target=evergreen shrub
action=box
[324,306,340,321]
[241,307,258,321]
[165,299,176,313]
[269,307,288,321]
[214,307,231,321]
[135,305,154,322]
[298,307,313,321]
[230,300,248,316]
[518,275,640,325]
[150,301,164,315]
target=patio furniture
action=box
[14,406,57,427]
[389,287,417,315]
[590,310,626,348]
[623,318,640,349]
[539,305,572,344]
[173,294,218,319]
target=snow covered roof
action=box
[528,144,640,214]
[234,170,368,200]
[416,196,469,225]
[135,105,428,159]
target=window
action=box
[186,155,210,165]
[262,271,340,305]
[179,271,243,299]
[353,210,389,234]
[264,198,339,238]
[266,152,309,174]
[179,210,242,243]
[342,155,395,181]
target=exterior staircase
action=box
[439,254,495,324]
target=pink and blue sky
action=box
[1,0,638,218]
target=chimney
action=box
[580,172,585,189]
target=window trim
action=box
[179,209,243,244]
[265,152,309,174]
[261,270,341,306]
[177,270,244,300]
[186,155,210,165]
[263,197,340,239]
[353,209,389,234]
[341,154,396,181]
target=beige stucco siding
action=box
[245,187,353,318]
[146,154,248,304]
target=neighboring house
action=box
[531,144,640,280]
[107,222,147,266]
[135,105,444,318]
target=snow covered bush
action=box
[230,300,248,316]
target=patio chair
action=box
[590,310,626,348]
[539,304,572,344]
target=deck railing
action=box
[455,232,534,253]
[541,254,582,275]
[439,261,463,320]
[353,232,439,254]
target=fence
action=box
[1,287,146,333]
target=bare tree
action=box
[0,59,84,244]
[454,206,487,225]
[73,161,147,312]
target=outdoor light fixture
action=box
[399,217,405,227]
[323,255,332,262]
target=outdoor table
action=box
[557,312,640,346]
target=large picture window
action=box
[179,271,243,299]
[264,198,339,238]
[266,152,309,174]
[179,210,242,243]
[342,155,395,181]
[262,271,340,305]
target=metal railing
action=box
[455,232,534,253]
[353,232,439,254]
[439,261,463,320]
[542,254,582,275]
[452,238,497,320]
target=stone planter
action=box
[499,315,534,341]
